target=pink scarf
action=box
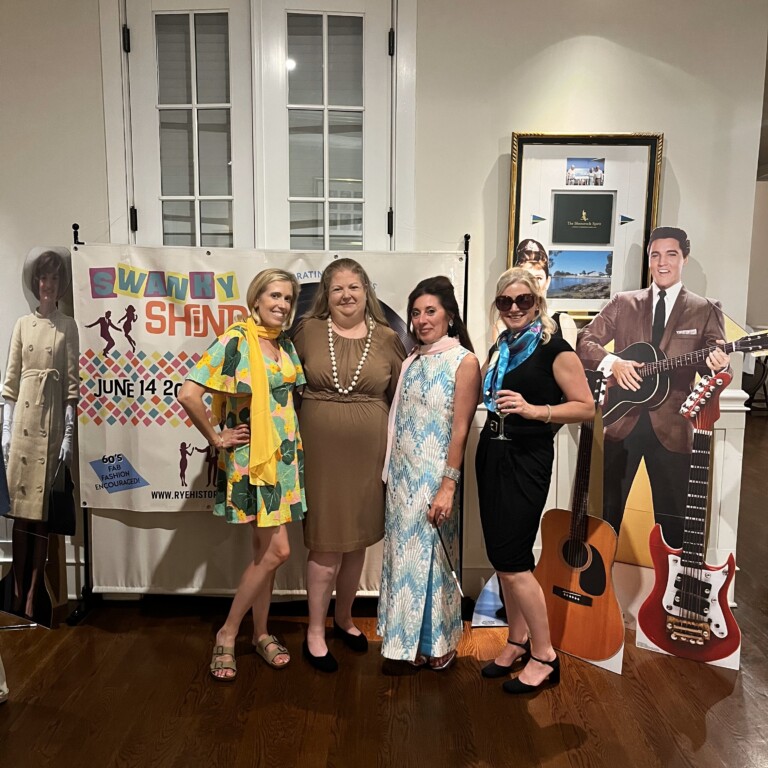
[381,335,461,482]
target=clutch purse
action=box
[47,460,76,536]
[0,452,9,516]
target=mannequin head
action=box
[30,250,68,301]
[514,238,548,268]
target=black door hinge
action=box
[388,28,395,56]
[129,206,138,232]
[122,24,131,54]
[387,208,394,237]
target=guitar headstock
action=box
[735,332,768,353]
[680,372,733,430]
[585,369,607,407]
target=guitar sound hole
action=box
[561,539,589,569]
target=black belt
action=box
[485,411,551,439]
[485,411,516,438]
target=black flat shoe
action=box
[481,638,531,678]
[302,639,339,673]
[333,620,369,653]
[502,653,560,695]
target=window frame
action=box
[99,0,416,250]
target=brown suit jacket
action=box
[576,286,725,453]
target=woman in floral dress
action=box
[178,268,306,680]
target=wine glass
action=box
[492,394,511,441]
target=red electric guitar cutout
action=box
[637,372,741,662]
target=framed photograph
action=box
[508,133,663,312]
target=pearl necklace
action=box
[327,316,375,395]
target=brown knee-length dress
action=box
[293,318,406,552]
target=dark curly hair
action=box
[407,276,473,352]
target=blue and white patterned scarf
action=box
[482,319,543,412]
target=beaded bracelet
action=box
[443,465,461,483]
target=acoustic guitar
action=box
[535,371,625,661]
[637,372,741,662]
[601,331,768,426]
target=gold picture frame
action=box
[508,132,663,312]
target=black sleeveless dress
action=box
[475,336,572,572]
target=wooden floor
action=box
[1,416,768,768]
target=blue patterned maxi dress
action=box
[377,346,470,660]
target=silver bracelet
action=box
[544,404,552,424]
[443,465,461,483]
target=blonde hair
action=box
[304,258,388,326]
[490,267,556,343]
[246,268,301,329]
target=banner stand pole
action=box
[68,227,99,624]
[459,233,475,619]
[66,504,99,625]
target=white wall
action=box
[412,0,768,349]
[0,0,108,358]
[0,0,109,604]
[748,181,768,328]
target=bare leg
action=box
[212,524,291,679]
[0,649,8,702]
[250,568,277,640]
[25,524,49,619]
[10,521,28,613]
[497,570,556,686]
[306,550,342,656]
[333,548,366,635]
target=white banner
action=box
[72,245,465,512]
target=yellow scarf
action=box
[246,318,282,486]
[210,318,282,486]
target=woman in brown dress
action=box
[293,259,406,672]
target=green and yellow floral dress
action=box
[187,321,306,526]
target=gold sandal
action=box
[254,634,290,669]
[428,649,457,671]
[209,645,237,681]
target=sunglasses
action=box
[495,293,535,312]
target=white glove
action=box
[59,403,75,465]
[2,400,14,465]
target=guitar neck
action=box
[569,419,595,541]
[639,339,738,377]
[681,428,712,568]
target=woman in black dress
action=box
[476,268,594,695]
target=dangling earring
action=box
[449,319,454,328]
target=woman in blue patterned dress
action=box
[378,276,480,670]
[178,268,306,681]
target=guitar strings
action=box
[679,412,713,633]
